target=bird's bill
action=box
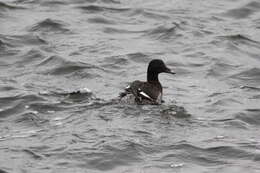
[165,67,176,74]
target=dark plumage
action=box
[119,59,175,105]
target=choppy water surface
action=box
[0,0,260,172]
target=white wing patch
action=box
[139,91,153,101]
[125,85,130,89]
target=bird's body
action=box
[119,59,175,105]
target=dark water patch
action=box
[15,49,45,66]
[158,144,226,166]
[0,86,17,92]
[15,112,48,127]
[229,68,260,86]
[128,8,170,20]
[223,1,260,19]
[0,169,9,173]
[23,149,43,160]
[88,16,116,24]
[29,18,71,34]
[14,0,67,5]
[100,0,120,4]
[0,34,47,47]
[38,87,94,105]
[44,63,89,75]
[83,144,142,170]
[207,62,240,77]
[223,119,248,129]
[71,0,120,4]
[206,145,255,159]
[218,34,260,45]
[163,143,256,164]
[40,0,68,6]
[0,2,25,11]
[235,109,260,125]
[0,94,45,108]
[0,40,9,50]
[0,103,25,119]
[218,34,260,61]
[160,105,191,119]
[240,85,260,91]
[27,103,65,114]
[210,98,242,107]
[145,24,181,41]
[126,52,150,63]
[77,5,130,13]
[103,27,144,34]
[64,90,94,103]
[37,55,100,76]
[99,55,129,69]
[0,94,46,118]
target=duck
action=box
[119,59,175,105]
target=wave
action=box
[29,18,71,33]
[0,1,25,11]
[0,34,47,47]
[159,143,258,165]
[37,55,100,76]
[218,34,260,45]
[128,8,170,20]
[144,24,182,41]
[207,61,240,77]
[235,109,260,125]
[0,94,45,118]
[77,5,130,13]
[223,1,260,19]
[88,16,116,24]
[15,49,45,66]
[229,68,260,86]
[103,27,144,34]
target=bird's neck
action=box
[147,71,159,83]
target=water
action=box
[0,0,260,172]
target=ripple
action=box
[99,55,129,69]
[144,24,181,41]
[0,34,47,47]
[128,8,170,20]
[0,94,45,118]
[15,112,47,127]
[103,27,144,34]
[29,18,71,34]
[230,68,260,86]
[223,1,260,19]
[15,49,45,66]
[77,5,130,13]
[207,62,240,77]
[23,149,43,160]
[160,143,257,165]
[127,52,150,63]
[0,1,25,11]
[0,169,8,173]
[88,16,116,25]
[218,34,260,44]
[37,55,99,76]
[235,109,260,125]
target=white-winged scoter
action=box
[119,59,175,105]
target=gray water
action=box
[0,0,260,172]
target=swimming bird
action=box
[119,59,175,105]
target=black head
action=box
[148,59,175,74]
[147,59,175,82]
